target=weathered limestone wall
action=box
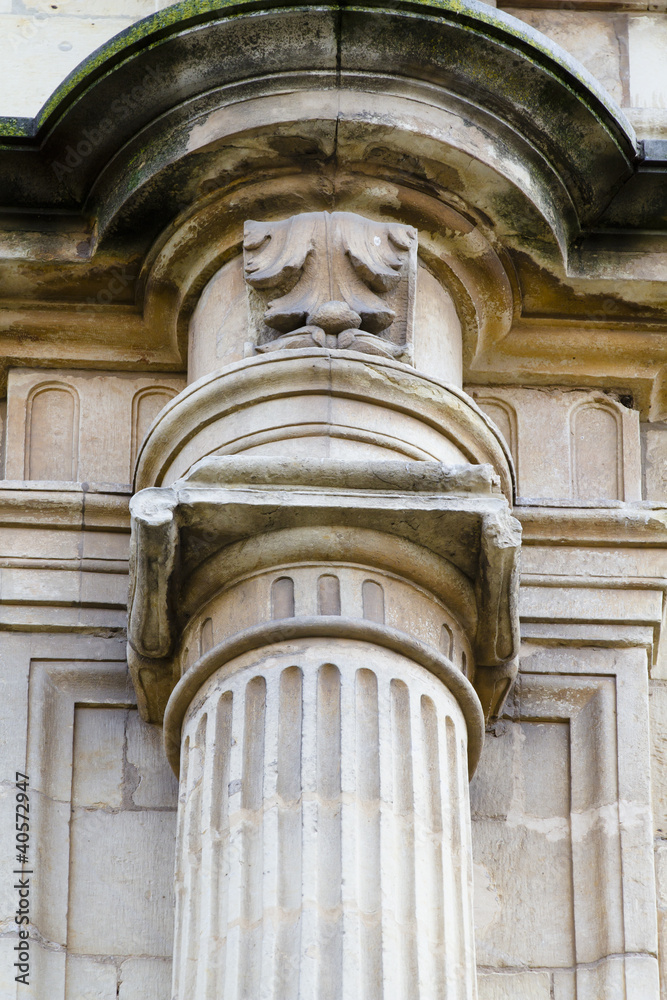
[1,383,663,1000]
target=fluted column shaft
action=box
[169,636,480,1000]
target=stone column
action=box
[127,210,521,1000]
[167,630,481,1000]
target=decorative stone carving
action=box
[127,455,521,726]
[129,213,520,1000]
[243,211,417,359]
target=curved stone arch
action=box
[2,0,632,148]
[0,0,636,248]
[24,381,80,481]
[0,0,657,406]
[569,396,625,501]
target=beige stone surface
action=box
[644,424,667,501]
[471,387,642,502]
[0,16,134,117]
[628,15,667,109]
[504,10,626,106]
[71,707,125,809]
[471,720,575,968]
[4,650,179,998]
[4,370,184,486]
[67,809,176,956]
[655,841,667,998]
[118,957,172,999]
[23,946,66,1000]
[650,681,667,837]
[477,971,552,999]
[125,710,178,809]
[65,955,117,1000]
[472,645,658,993]
[1,8,667,997]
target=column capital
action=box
[128,455,520,725]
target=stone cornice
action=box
[0,485,662,547]
[516,503,667,546]
[0,0,645,245]
[0,483,130,529]
[0,0,636,168]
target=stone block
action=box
[71,707,125,809]
[24,943,66,1000]
[125,710,178,809]
[118,957,172,999]
[30,789,71,947]
[471,387,641,502]
[574,953,660,999]
[474,648,657,990]
[79,570,128,607]
[472,720,575,969]
[65,955,118,1000]
[656,840,667,998]
[504,10,626,106]
[478,970,552,999]
[552,967,576,999]
[0,526,79,559]
[650,682,667,836]
[628,15,667,110]
[67,809,176,956]
[521,544,667,583]
[0,17,134,118]
[0,933,31,998]
[81,530,130,562]
[0,567,80,605]
[4,370,184,486]
[520,585,662,628]
[643,424,667,501]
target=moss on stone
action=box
[0,0,635,149]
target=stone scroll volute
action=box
[243,211,417,359]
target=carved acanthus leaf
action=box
[243,211,417,357]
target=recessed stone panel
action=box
[67,809,176,956]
